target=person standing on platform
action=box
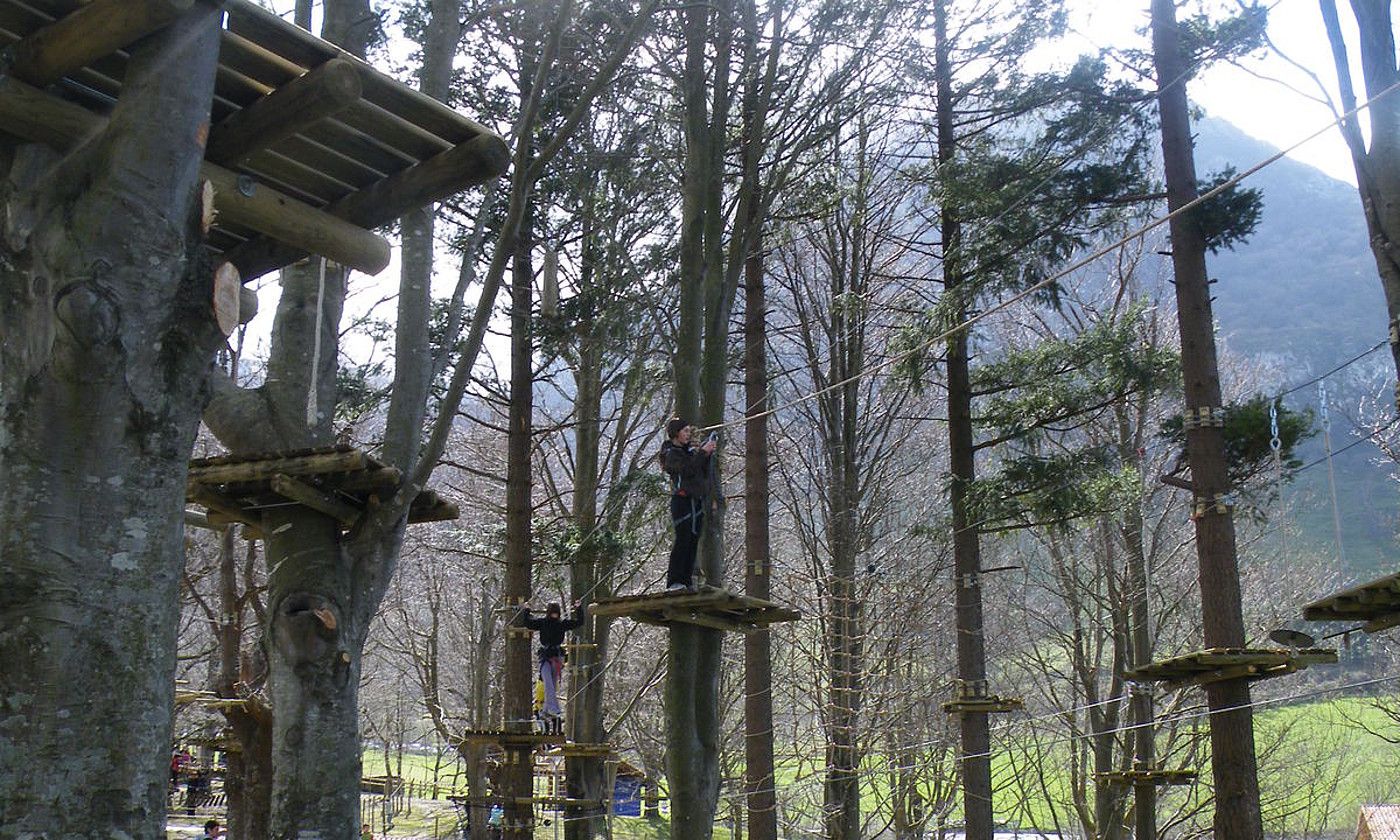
[521,601,586,733]
[659,417,716,591]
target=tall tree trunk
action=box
[567,314,609,840]
[503,182,537,840]
[217,528,273,840]
[1118,399,1156,840]
[933,1,993,836]
[1319,0,1400,394]
[743,197,777,840]
[0,6,225,836]
[1150,3,1262,839]
[667,4,731,839]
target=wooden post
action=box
[7,0,193,87]
[1150,2,1263,839]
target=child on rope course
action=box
[659,417,716,591]
[521,601,586,733]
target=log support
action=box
[206,58,363,166]
[0,76,391,275]
[5,0,194,87]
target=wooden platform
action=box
[1096,768,1197,786]
[0,0,507,279]
[458,729,565,747]
[186,445,457,534]
[1303,572,1400,632]
[548,742,615,757]
[1126,647,1337,688]
[448,795,606,811]
[174,689,248,710]
[941,696,1024,714]
[590,587,800,632]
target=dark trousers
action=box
[667,494,704,587]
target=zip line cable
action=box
[696,75,1400,437]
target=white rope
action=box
[307,256,327,428]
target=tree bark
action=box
[0,5,225,836]
[502,153,537,840]
[1150,3,1263,839]
[667,4,733,839]
[932,1,993,836]
[1319,0,1400,396]
[743,187,777,840]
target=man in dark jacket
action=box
[521,601,586,732]
[660,417,716,591]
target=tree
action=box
[199,0,655,832]
[914,3,1158,835]
[0,7,230,836]
[1151,0,1263,837]
[1318,0,1400,393]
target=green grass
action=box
[356,697,1400,836]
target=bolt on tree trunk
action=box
[1150,2,1263,839]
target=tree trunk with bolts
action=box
[1151,3,1263,839]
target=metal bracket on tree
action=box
[1181,406,1226,429]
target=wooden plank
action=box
[189,487,263,537]
[188,449,368,485]
[8,0,190,86]
[236,146,357,206]
[206,57,363,167]
[269,473,361,525]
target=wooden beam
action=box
[184,508,216,530]
[659,609,749,633]
[188,487,263,538]
[188,449,368,485]
[269,473,361,525]
[326,466,402,493]
[225,131,510,279]
[8,0,193,87]
[0,76,391,275]
[206,58,363,167]
[202,165,390,274]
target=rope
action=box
[307,257,328,428]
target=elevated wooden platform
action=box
[186,445,457,535]
[0,0,507,280]
[1096,768,1197,787]
[1304,572,1400,632]
[942,696,1024,714]
[448,795,606,811]
[548,742,614,757]
[590,587,800,633]
[1126,647,1336,688]
[941,679,1022,715]
[175,689,248,710]
[458,729,565,748]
